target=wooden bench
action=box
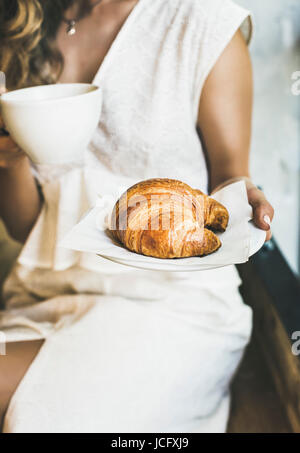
[228,240,300,433]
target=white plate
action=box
[60,181,265,272]
[97,220,266,272]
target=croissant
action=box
[109,178,229,259]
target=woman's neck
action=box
[63,0,116,22]
[57,0,138,84]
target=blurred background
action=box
[238,0,300,274]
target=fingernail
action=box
[264,215,271,226]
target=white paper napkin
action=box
[59,181,254,268]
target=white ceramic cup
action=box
[0,83,102,165]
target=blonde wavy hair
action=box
[0,0,88,90]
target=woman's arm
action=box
[0,116,43,243]
[198,29,274,240]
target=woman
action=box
[0,0,274,433]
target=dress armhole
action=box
[240,14,253,46]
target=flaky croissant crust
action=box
[109,178,229,259]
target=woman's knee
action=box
[0,340,43,431]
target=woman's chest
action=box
[87,57,205,187]
[56,1,139,84]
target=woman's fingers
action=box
[0,135,26,167]
[0,114,9,136]
[0,96,26,167]
[247,186,274,241]
[0,135,19,152]
[0,115,6,130]
[252,198,274,230]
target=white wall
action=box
[236,0,300,273]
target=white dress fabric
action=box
[1,0,253,433]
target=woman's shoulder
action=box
[159,0,248,22]
[161,0,238,14]
[157,0,252,45]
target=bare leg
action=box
[0,340,44,432]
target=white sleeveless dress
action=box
[1,0,253,433]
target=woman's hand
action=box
[212,177,274,242]
[246,179,274,242]
[0,86,27,167]
[0,114,27,168]
[0,90,42,243]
